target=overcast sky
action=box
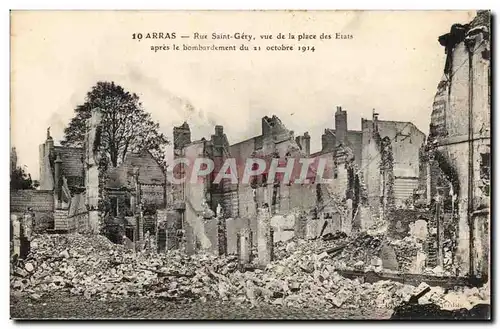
[11,10,475,179]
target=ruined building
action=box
[170,122,236,254]
[12,102,427,264]
[15,101,429,264]
[361,113,426,221]
[171,106,425,255]
[420,11,490,279]
[28,109,167,241]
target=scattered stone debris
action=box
[275,231,424,274]
[10,233,489,312]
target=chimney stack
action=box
[173,122,191,151]
[295,132,311,156]
[215,125,224,136]
[321,129,336,152]
[372,109,379,133]
[335,106,348,145]
[54,153,62,208]
[303,132,311,156]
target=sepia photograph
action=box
[9,10,491,320]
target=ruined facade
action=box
[420,11,490,278]
[36,109,167,239]
[171,106,425,255]
[229,115,308,217]
[170,123,234,254]
[30,101,428,260]
[313,106,363,167]
[361,112,426,223]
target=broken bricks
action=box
[10,232,490,311]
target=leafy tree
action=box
[62,81,169,168]
[11,166,34,190]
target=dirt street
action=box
[10,292,393,320]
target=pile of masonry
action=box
[275,231,441,275]
[11,234,489,311]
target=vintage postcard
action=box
[9,10,491,320]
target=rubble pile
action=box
[269,236,488,311]
[260,245,417,309]
[391,283,491,320]
[334,232,383,268]
[11,233,489,311]
[273,234,348,261]
[283,231,423,273]
[389,236,423,273]
[434,281,490,310]
[11,234,240,302]
[275,230,422,273]
[11,234,416,308]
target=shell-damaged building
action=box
[170,107,425,254]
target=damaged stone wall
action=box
[38,132,55,191]
[431,11,490,277]
[308,144,360,232]
[84,108,104,234]
[207,125,239,219]
[295,132,311,156]
[261,116,293,155]
[361,111,423,226]
[179,141,211,254]
[380,136,396,220]
[171,122,239,255]
[10,190,55,232]
[170,108,423,257]
[229,113,368,242]
[66,192,92,234]
[321,129,337,153]
[226,217,256,254]
[97,157,109,234]
[361,116,384,224]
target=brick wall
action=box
[11,190,54,212]
[141,184,165,206]
[54,209,68,231]
[73,212,90,233]
[393,177,419,206]
[11,190,55,232]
